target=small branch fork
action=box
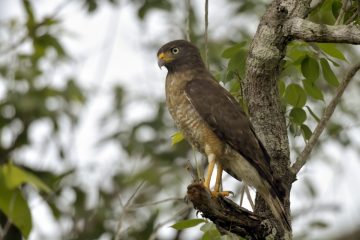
[291,62,360,174]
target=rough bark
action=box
[284,17,360,44]
[187,182,274,240]
[243,0,311,238]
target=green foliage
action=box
[289,108,307,125]
[285,84,307,108]
[305,106,320,123]
[280,38,349,141]
[0,1,88,238]
[222,42,248,80]
[200,222,221,240]
[301,55,319,82]
[0,164,72,238]
[171,218,207,230]
[170,219,242,240]
[0,170,32,238]
[320,58,339,87]
[82,0,119,13]
[1,164,51,193]
[220,42,250,115]
[300,124,312,140]
[135,0,172,19]
[221,42,247,58]
[302,79,324,101]
[317,43,347,61]
[171,131,184,145]
[310,0,360,25]
[278,80,286,96]
[309,0,338,24]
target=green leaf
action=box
[22,0,35,30]
[310,0,337,24]
[200,222,218,232]
[0,172,32,238]
[286,42,307,64]
[171,218,206,230]
[1,163,51,193]
[138,0,172,19]
[290,108,307,125]
[317,43,346,61]
[202,230,221,240]
[327,122,342,136]
[284,84,307,107]
[310,220,328,229]
[305,106,320,122]
[221,42,247,59]
[171,131,184,145]
[301,56,319,82]
[302,79,324,100]
[225,70,235,83]
[36,34,66,57]
[227,50,247,79]
[320,58,339,87]
[229,79,241,94]
[66,79,85,103]
[301,124,312,140]
[85,0,98,12]
[331,0,342,19]
[43,17,60,26]
[27,169,75,190]
[200,223,221,240]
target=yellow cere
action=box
[158,52,165,60]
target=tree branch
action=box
[243,1,311,236]
[291,62,360,174]
[204,0,209,68]
[284,17,360,44]
[127,197,184,210]
[187,182,275,240]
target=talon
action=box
[201,157,234,198]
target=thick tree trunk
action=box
[243,0,311,238]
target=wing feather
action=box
[184,78,275,185]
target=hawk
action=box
[157,40,290,231]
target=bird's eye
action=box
[171,47,180,54]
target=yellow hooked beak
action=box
[157,52,173,68]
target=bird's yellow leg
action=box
[212,163,231,197]
[204,155,215,190]
[214,163,223,192]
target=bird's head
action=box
[157,40,204,72]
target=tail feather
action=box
[266,190,292,232]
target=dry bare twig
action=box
[291,62,360,174]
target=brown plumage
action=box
[157,39,291,231]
